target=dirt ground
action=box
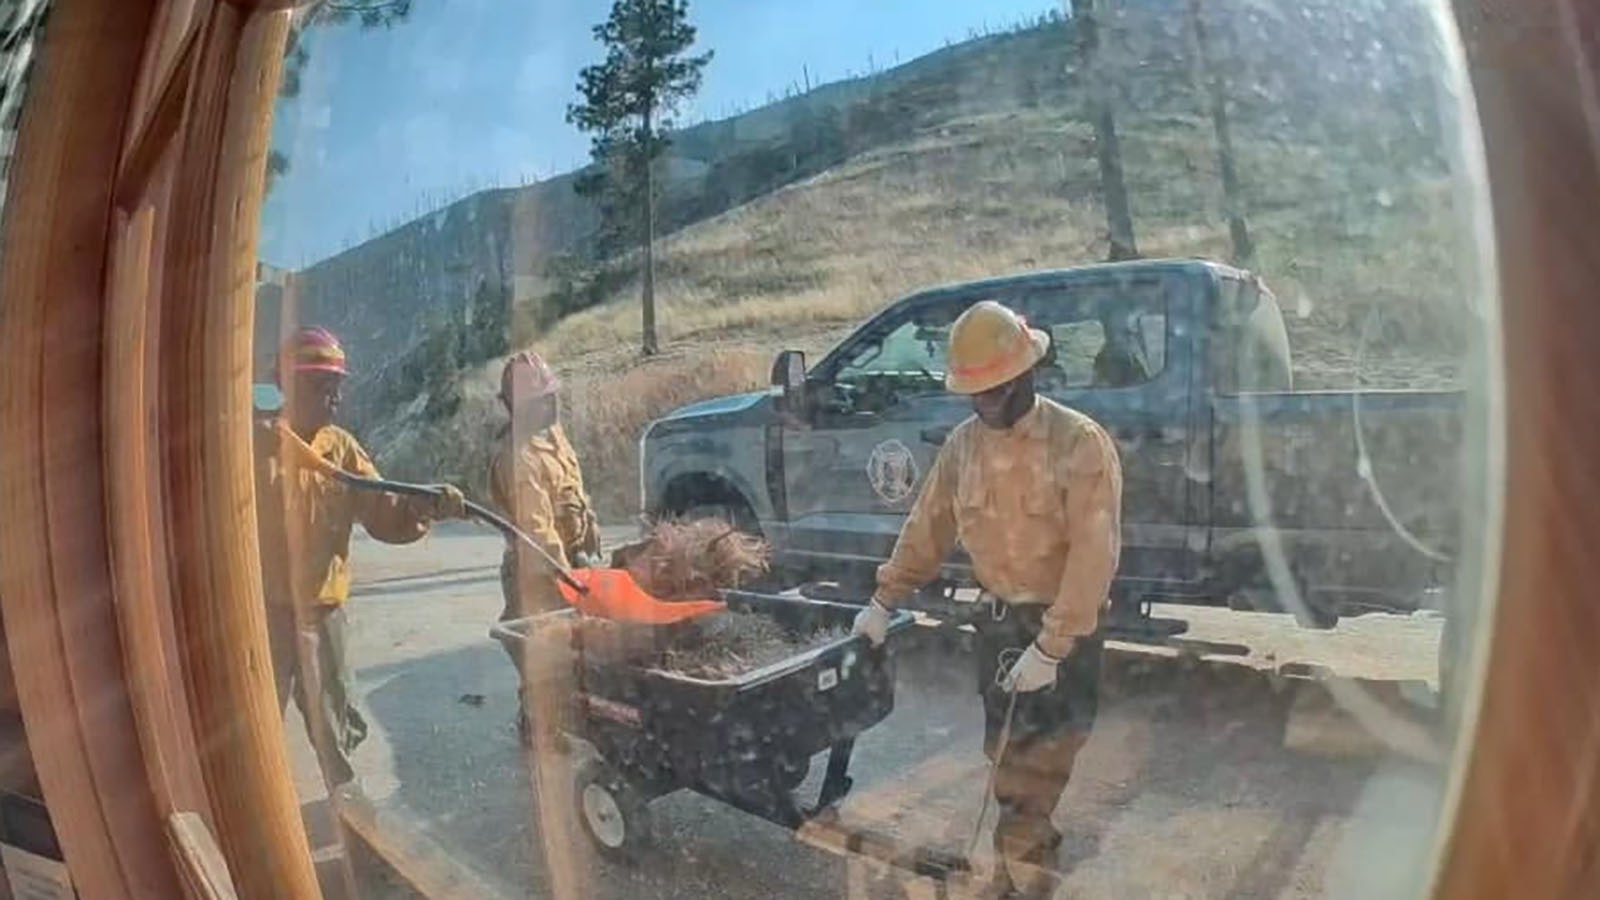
[285,523,1455,900]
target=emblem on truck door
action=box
[867,439,919,504]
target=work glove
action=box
[571,551,602,569]
[851,599,893,647]
[420,484,468,521]
[1000,642,1064,693]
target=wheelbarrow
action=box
[489,590,917,861]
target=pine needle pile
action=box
[659,612,849,680]
[624,519,770,601]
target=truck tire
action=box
[575,758,652,862]
[682,501,753,532]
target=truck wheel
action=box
[575,759,652,862]
[680,502,763,550]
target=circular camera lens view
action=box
[251,1,1495,897]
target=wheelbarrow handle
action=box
[271,422,588,594]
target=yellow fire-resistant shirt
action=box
[256,423,432,612]
[489,424,601,612]
[874,398,1123,658]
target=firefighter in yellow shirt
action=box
[257,326,466,787]
[852,301,1123,893]
[488,351,601,737]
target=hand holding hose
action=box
[413,483,468,522]
[269,420,725,624]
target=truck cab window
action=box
[1018,282,1168,391]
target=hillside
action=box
[327,0,1475,519]
[532,110,1461,380]
[370,113,1466,518]
[276,0,1449,404]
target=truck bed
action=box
[1208,388,1464,611]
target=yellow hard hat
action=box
[945,301,1050,395]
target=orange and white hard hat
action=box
[280,326,348,376]
[500,350,561,403]
[944,301,1049,395]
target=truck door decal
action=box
[866,439,919,504]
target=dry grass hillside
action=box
[532,110,1465,382]
[373,105,1470,521]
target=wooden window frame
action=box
[0,1,314,898]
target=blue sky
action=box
[260,0,1060,266]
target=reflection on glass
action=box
[256,0,1494,897]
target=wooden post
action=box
[1431,1,1600,896]
[0,1,185,896]
[168,813,241,900]
[159,6,321,899]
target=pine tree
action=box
[568,0,713,356]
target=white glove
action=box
[852,600,892,647]
[1001,643,1062,693]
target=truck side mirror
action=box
[771,350,808,418]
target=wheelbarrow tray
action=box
[493,590,914,829]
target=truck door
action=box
[780,295,975,574]
[1003,272,1204,590]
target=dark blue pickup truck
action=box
[640,260,1462,628]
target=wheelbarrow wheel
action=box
[575,758,652,861]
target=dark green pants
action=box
[268,604,367,786]
[974,598,1103,879]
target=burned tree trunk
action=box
[1188,0,1254,266]
[1073,0,1139,261]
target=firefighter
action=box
[851,301,1123,895]
[488,350,601,736]
[257,326,467,788]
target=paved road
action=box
[284,524,1453,899]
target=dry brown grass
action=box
[376,109,1468,517]
[557,348,769,519]
[375,348,768,520]
[532,116,1121,359]
[526,110,1463,393]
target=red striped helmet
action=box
[281,326,348,375]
